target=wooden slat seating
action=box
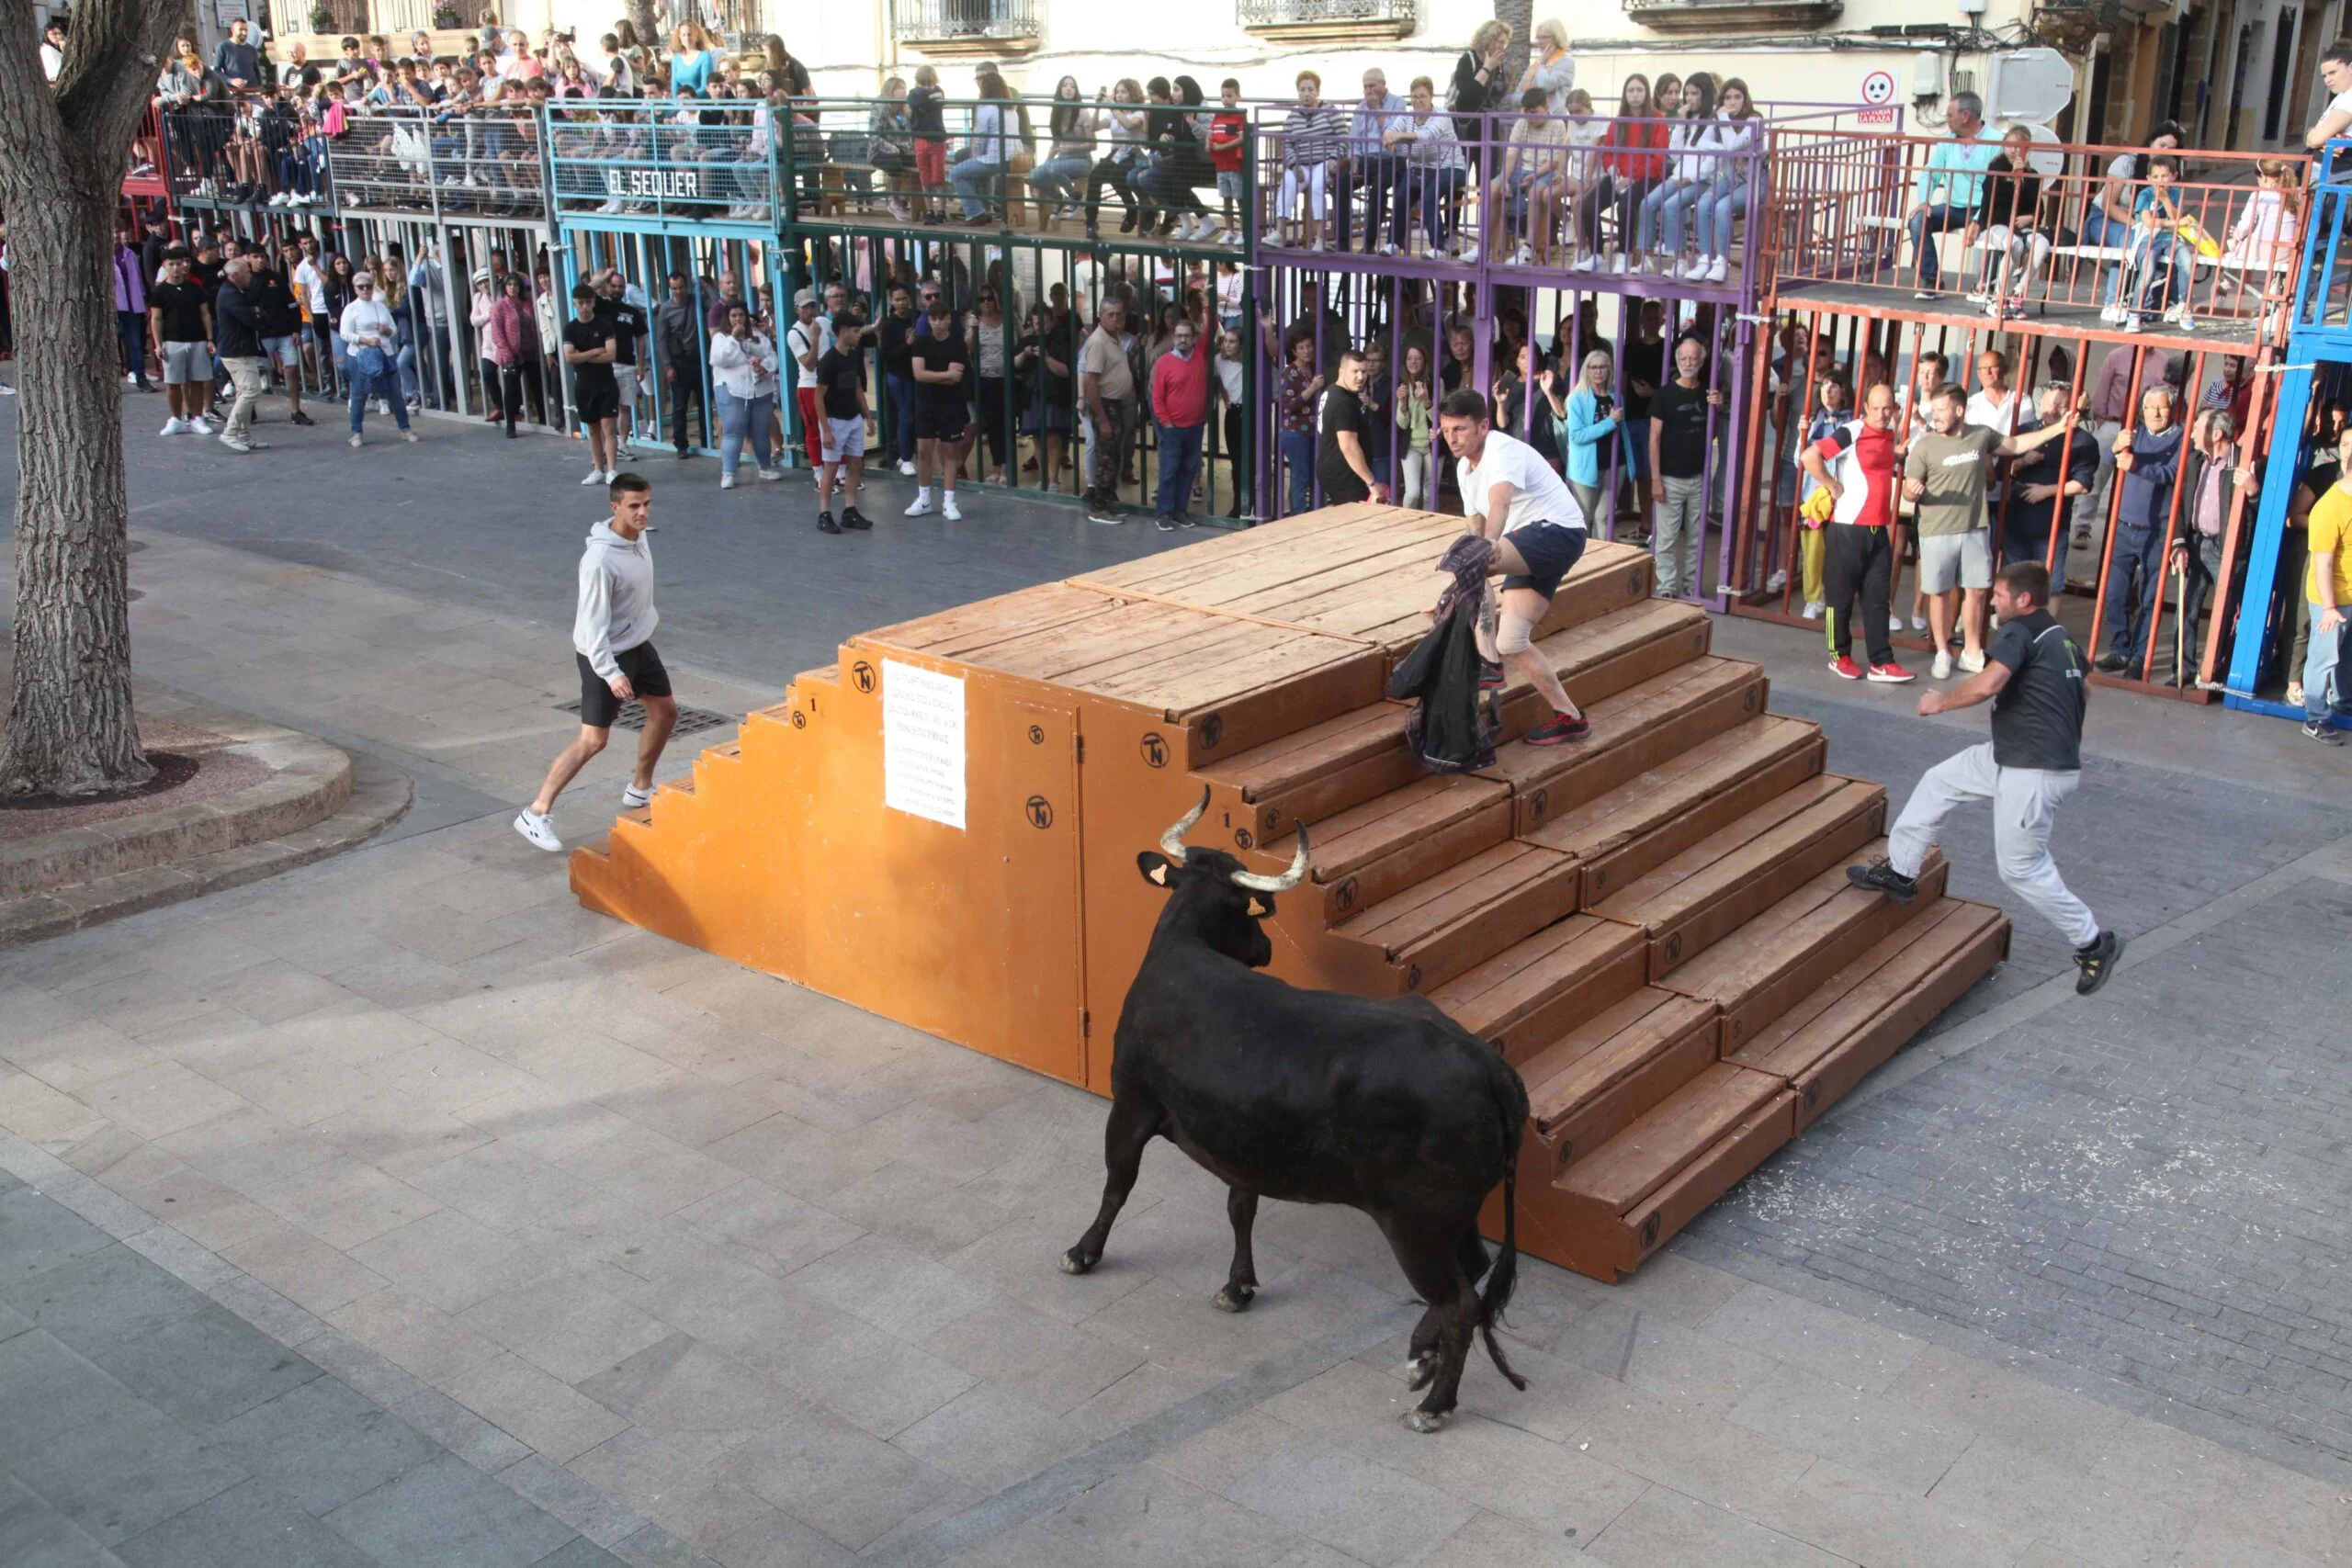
[567,506,2007,1283]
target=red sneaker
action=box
[1867,661,1917,683]
[1522,712,1591,746]
[1826,656,1864,681]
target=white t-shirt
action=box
[1456,430,1586,536]
[786,318,831,389]
[1965,388,2018,499]
[337,297,397,349]
[293,258,328,315]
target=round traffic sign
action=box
[1860,69,1896,107]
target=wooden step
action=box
[1427,914,1648,1052]
[1730,898,2009,1130]
[1300,774,1512,927]
[1656,848,1951,1055]
[1476,658,1769,835]
[1518,988,1722,1177]
[1328,840,1582,993]
[1550,1066,1801,1282]
[1201,601,1713,843]
[1589,777,1887,979]
[1525,715,1826,906]
[1492,602,1715,743]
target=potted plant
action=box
[433,3,462,26]
[309,5,334,32]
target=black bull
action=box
[1060,791,1532,1432]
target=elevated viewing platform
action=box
[551,100,780,237]
[327,106,549,228]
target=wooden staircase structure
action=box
[570,505,2008,1281]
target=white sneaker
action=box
[1610,254,1627,275]
[1931,649,1954,680]
[160,417,186,436]
[189,412,215,432]
[1510,243,1532,265]
[896,459,916,477]
[1573,254,1596,273]
[1456,243,1478,263]
[621,784,653,809]
[126,371,141,386]
[905,490,933,516]
[1957,649,1986,675]
[347,434,362,448]
[756,466,785,481]
[513,809,563,852]
[941,493,963,521]
[1801,601,1823,620]
[1910,615,1930,633]
[2099,303,2128,324]
[1702,256,1727,283]
[720,472,736,490]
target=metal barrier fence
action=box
[548,100,781,231]
[326,107,549,223]
[1766,130,2305,343]
[2283,139,2352,337]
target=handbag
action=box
[351,342,390,379]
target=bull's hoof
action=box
[1400,1406,1451,1435]
[1404,1353,1438,1391]
[1059,1249,1096,1275]
[1212,1284,1256,1314]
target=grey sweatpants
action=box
[1654,472,1704,597]
[1888,742,2098,948]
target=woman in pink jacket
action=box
[487,272,541,435]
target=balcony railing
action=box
[1237,0,1416,37]
[324,107,548,222]
[549,100,779,229]
[895,0,1041,51]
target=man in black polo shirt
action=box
[2002,379,2098,590]
[1316,350,1385,506]
[148,245,215,437]
[906,297,970,522]
[814,313,870,536]
[595,268,650,458]
[561,285,622,486]
[1849,559,2123,995]
[1646,333,1717,598]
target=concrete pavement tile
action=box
[0,1020,162,1095]
[1156,1410,1312,1494]
[576,1335,797,1438]
[941,1217,1153,1325]
[113,1478,381,1567]
[1725,1361,1978,1496]
[496,1453,648,1549]
[956,1144,1128,1234]
[10,1404,250,1546]
[673,1179,860,1276]
[0,984,89,1048]
[1370,1409,1651,1541]
[817,1161,1016,1260]
[1882,1348,2132,1464]
[565,1427,752,1521]
[704,1117,888,1201]
[463,1086,642,1167]
[789,1234,996,1342]
[1695,1282,1928,1394]
[624,1475,782,1558]
[2186,1462,2352,1566]
[2162,1522,2334,1568]
[217,1224,390,1316]
[554,1122,747,1219]
[790,1322,978,1441]
[498,1032,672,1100]
[386,1383,536,1472]
[92,1302,322,1426]
[0,1329,148,1466]
[211,1376,438,1516]
[1065,1359,1224,1440]
[1418,1509,1600,1567]
[1574,1387,1823,1519]
[1086,1274,1307,1378]
[322,1450,576,1567]
[56,1121,158,1180]
[889,1381,1088,1493]
[1044,1462,1302,1568]
[444,1348,634,1461]
[152,1105,341,1198]
[408,1139,599,1230]
[702,1494,858,1568]
[145,1009,298,1079]
[297,1327,432,1410]
[325,947,483,1012]
[1582,1485,1847,1568]
[1926,1435,2103,1533]
[0,1478,119,1568]
[1265,1358,1430,1440]
[1749,1457,2035,1568]
[40,1171,159,1243]
[597,1071,778,1150]
[718,1405,962,1550]
[937,1518,1105,1568]
[608,1521,727,1568]
[1617,1312,1782,1414]
[457,1273,673,1384]
[202,1270,332,1348]
[261,1002,444,1071]
[348,1208,560,1313]
[324,1284,510,1382]
[529,1538,629,1568]
[366,1036,545,1114]
[369,905,532,968]
[245,1155,442,1248]
[0,1066,112,1151]
[1233,1259,1408,1344]
[919,1297,1149,1414]
[198,961,361,1027]
[0,1244,209,1357]
[1224,1434,1476,1567]
[0,1182,116,1281]
[134,932,275,987]
[118,1224,238,1291]
[111,1162,285,1252]
[310,1087,496,1178]
[212,1055,381,1129]
[859,1100,1020,1184]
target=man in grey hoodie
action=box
[514,474,676,852]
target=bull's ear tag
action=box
[1245,896,1271,918]
[1138,852,1172,886]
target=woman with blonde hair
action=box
[669,20,718,97]
[1515,18,1574,114]
[1449,19,1511,173]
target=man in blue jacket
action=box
[2098,386,2185,673]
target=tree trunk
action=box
[627,0,658,47]
[1496,0,1535,115]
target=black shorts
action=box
[575,640,670,728]
[1501,523,1588,600]
[914,400,970,443]
[574,380,620,423]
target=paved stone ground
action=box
[0,402,2348,1566]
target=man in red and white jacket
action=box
[1799,380,1916,683]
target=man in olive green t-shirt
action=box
[1905,383,2003,677]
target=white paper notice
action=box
[881,660,966,830]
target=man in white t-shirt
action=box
[1436,389,1592,745]
[785,290,834,475]
[2306,41,2352,172]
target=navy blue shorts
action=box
[1501,523,1587,600]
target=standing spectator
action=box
[1901,90,1998,299]
[668,22,718,97]
[339,269,416,447]
[814,312,871,535]
[1208,78,1248,241]
[487,273,541,436]
[405,243,454,411]
[249,246,311,427]
[1799,380,1915,682]
[212,255,267,454]
[1275,329,1324,515]
[2004,379,2098,592]
[2097,386,2186,673]
[1563,347,1622,529]
[1449,20,1512,175]
[563,285,623,485]
[973,284,1013,485]
[1902,382,2005,678]
[1396,344,1436,509]
[2281,401,2350,706]
[907,296,971,520]
[2170,408,2256,684]
[213,17,265,94]
[2303,39,2352,177]
[1275,71,1343,250]
[111,221,152,392]
[1019,303,1078,496]
[2301,423,2352,740]
[148,246,214,436]
[1150,316,1213,530]
[1081,297,1137,524]
[40,19,65,82]
[876,282,920,476]
[654,272,706,458]
[786,291,828,472]
[514,475,674,852]
[1214,322,1250,516]
[1646,333,1717,597]
[1317,350,1385,507]
[469,266,502,423]
[292,234,332,394]
[1514,18,1575,113]
[595,269,649,459]
[2077,344,2172,581]
[707,299,780,490]
[908,64,949,224]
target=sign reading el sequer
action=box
[600,167,705,200]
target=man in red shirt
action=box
[1799,381,1916,682]
[1150,319,1214,531]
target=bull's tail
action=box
[1478,1070,1529,1393]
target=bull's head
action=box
[1136,789,1309,969]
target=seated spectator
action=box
[1965,124,2048,321]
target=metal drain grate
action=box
[557,699,735,736]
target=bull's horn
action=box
[1159,787,1210,860]
[1231,824,1310,893]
